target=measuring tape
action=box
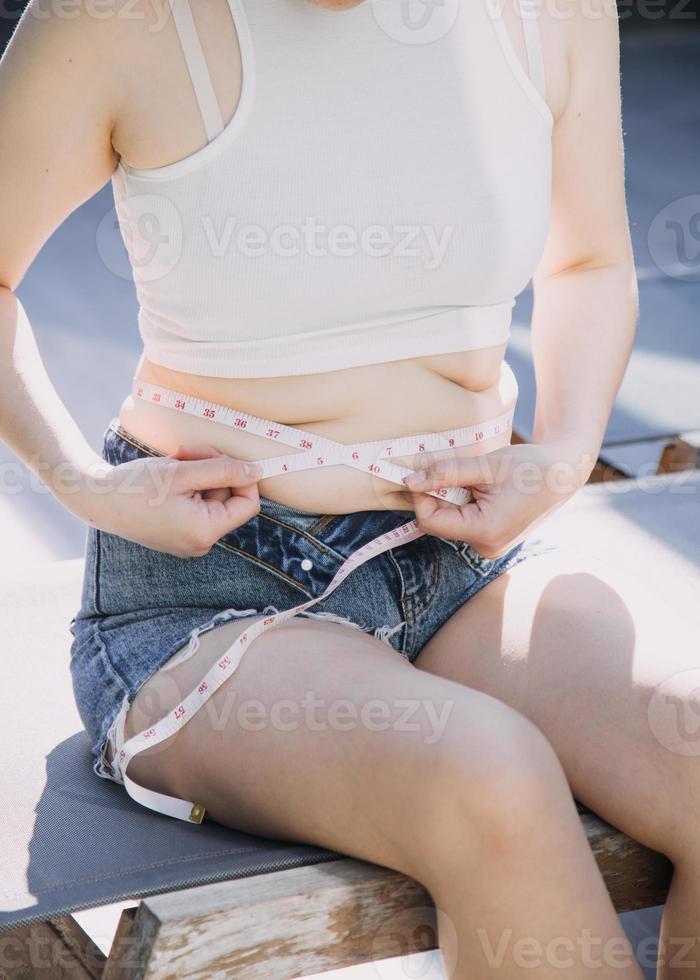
[114,381,514,823]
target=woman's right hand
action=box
[85,444,263,558]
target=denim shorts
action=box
[69,420,557,786]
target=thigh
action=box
[414,547,699,859]
[120,612,565,884]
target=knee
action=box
[414,700,573,872]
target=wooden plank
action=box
[103,811,672,980]
[578,808,672,913]
[49,916,106,979]
[658,431,700,475]
[101,908,139,980]
[0,918,102,980]
[104,860,434,980]
[596,433,700,480]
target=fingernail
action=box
[244,462,262,478]
[405,468,428,486]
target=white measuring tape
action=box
[114,382,514,823]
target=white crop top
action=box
[111,0,553,378]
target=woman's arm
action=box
[529,0,639,487]
[0,3,123,518]
[0,288,112,519]
[0,3,261,554]
[405,0,639,550]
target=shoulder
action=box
[0,0,160,288]
[1,0,163,129]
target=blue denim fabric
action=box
[69,420,557,783]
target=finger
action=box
[411,491,486,540]
[202,487,232,503]
[404,450,498,492]
[176,454,263,491]
[173,443,224,462]
[201,484,261,537]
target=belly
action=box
[117,346,518,514]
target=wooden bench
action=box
[3,469,699,979]
[7,827,674,980]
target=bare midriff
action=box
[118,344,518,514]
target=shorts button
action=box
[301,558,313,571]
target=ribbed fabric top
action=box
[112,0,553,378]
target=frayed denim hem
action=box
[297,607,406,648]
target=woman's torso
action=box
[112,0,565,514]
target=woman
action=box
[1,0,696,975]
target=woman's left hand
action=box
[403,440,597,558]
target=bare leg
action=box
[119,615,643,978]
[415,549,700,977]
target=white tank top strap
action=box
[516,0,546,98]
[169,0,224,142]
